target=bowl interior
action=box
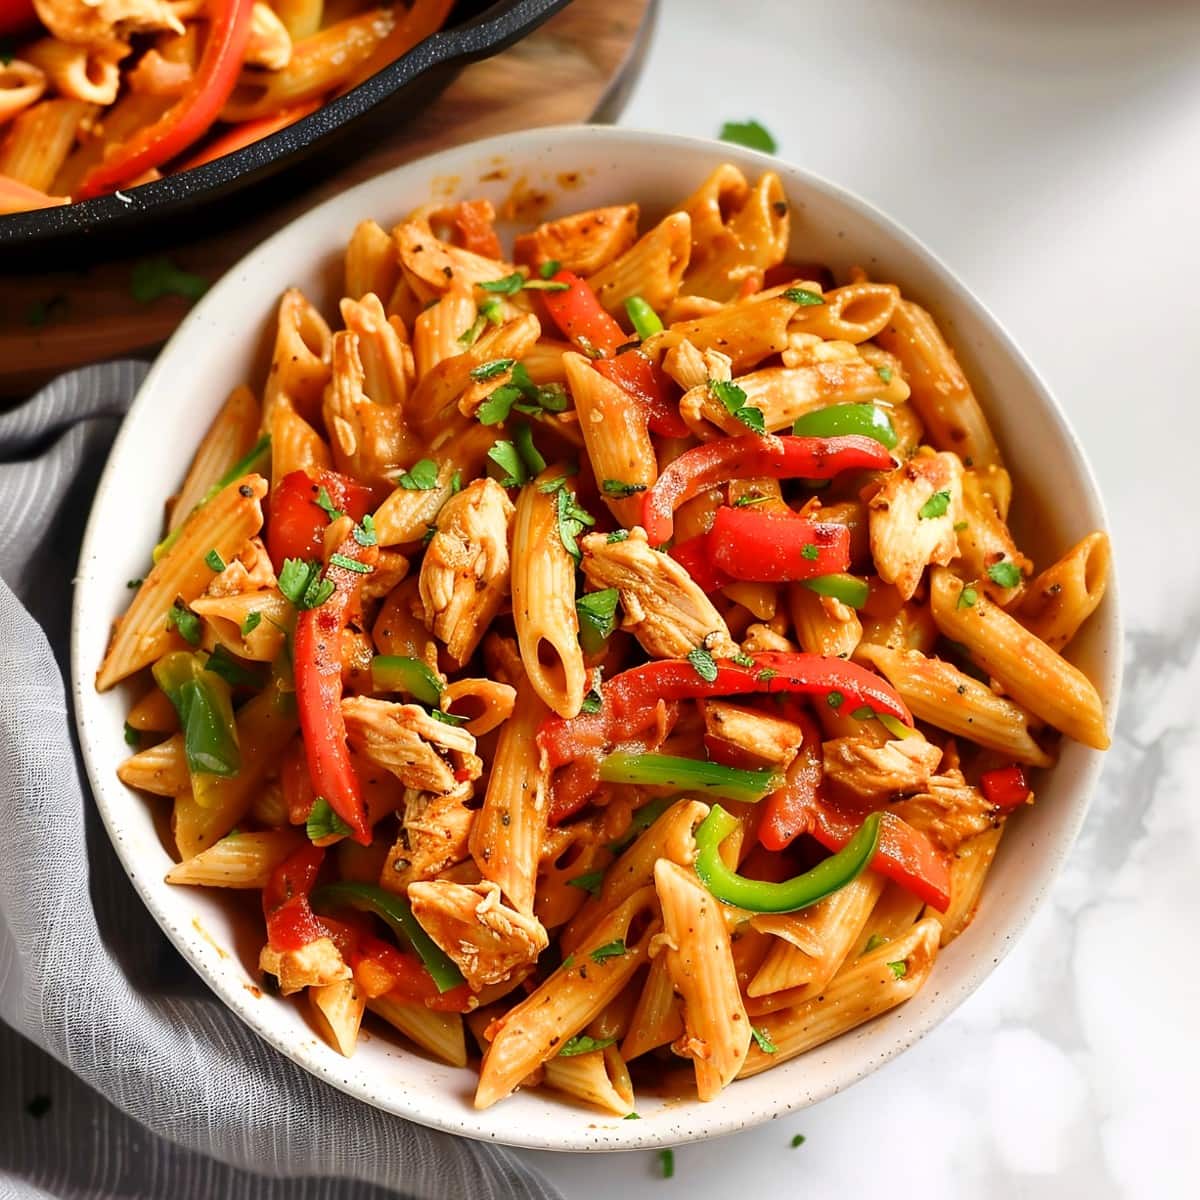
[71,125,1122,1152]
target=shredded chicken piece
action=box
[379,782,475,893]
[418,478,514,667]
[704,701,805,768]
[205,536,276,598]
[408,880,549,991]
[259,937,350,996]
[34,0,181,48]
[342,697,481,795]
[740,623,795,654]
[867,451,964,601]
[661,339,733,393]
[579,526,737,659]
[823,735,943,800]
[892,768,1001,854]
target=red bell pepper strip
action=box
[541,269,689,437]
[280,735,317,825]
[262,844,326,952]
[669,532,732,593]
[980,764,1031,809]
[293,532,379,844]
[539,651,912,772]
[453,199,503,260]
[351,934,473,1012]
[757,710,825,851]
[708,507,850,582]
[75,0,255,200]
[267,467,374,572]
[640,434,896,546]
[0,0,35,36]
[179,100,321,171]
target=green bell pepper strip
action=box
[370,655,443,707]
[309,881,464,993]
[598,752,782,804]
[152,650,240,778]
[153,433,272,562]
[792,403,897,450]
[801,572,870,609]
[625,295,664,340]
[695,806,881,913]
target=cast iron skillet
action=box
[0,0,570,269]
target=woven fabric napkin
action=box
[0,364,559,1200]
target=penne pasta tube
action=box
[0,60,46,126]
[588,211,691,315]
[932,824,1004,946]
[515,205,640,275]
[739,917,941,1076]
[310,976,366,1058]
[340,292,413,410]
[126,685,179,733]
[621,951,684,1061]
[956,467,1030,606]
[245,2,293,70]
[655,859,751,1100]
[469,675,550,916]
[787,582,862,659]
[789,282,899,344]
[96,475,267,690]
[439,678,517,737]
[190,588,292,663]
[510,469,586,719]
[412,284,478,382]
[875,299,1002,470]
[0,98,93,190]
[272,0,324,39]
[394,218,514,300]
[269,400,331,491]
[367,995,468,1067]
[475,886,658,1108]
[345,219,400,304]
[263,288,332,426]
[165,829,306,888]
[929,567,1109,750]
[1017,532,1111,652]
[23,38,124,105]
[541,1044,636,1116]
[851,880,926,958]
[855,643,1053,767]
[118,733,188,796]
[168,384,260,532]
[648,293,800,376]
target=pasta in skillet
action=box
[100,166,1111,1115]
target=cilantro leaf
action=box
[396,459,440,491]
[204,549,226,573]
[589,939,627,963]
[606,530,630,544]
[918,490,951,520]
[862,933,887,954]
[826,689,845,709]
[555,486,594,561]
[240,611,262,638]
[167,601,201,646]
[487,441,527,488]
[477,383,521,425]
[732,493,771,507]
[558,1033,615,1057]
[751,1026,777,1054]
[657,1149,675,1180]
[986,560,1021,589]
[957,584,978,610]
[478,273,525,295]
[124,723,140,747]
[876,365,893,384]
[687,646,718,683]
[602,479,646,497]
[430,709,469,726]
[513,423,546,476]
[278,558,334,610]
[784,286,825,307]
[314,486,343,522]
[306,796,353,842]
[580,688,603,714]
[731,651,754,667]
[567,870,604,896]
[887,960,908,979]
[719,118,777,154]
[539,259,561,279]
[330,552,372,574]
[800,543,819,561]
[791,1134,806,1149]
[470,358,515,382]
[851,705,875,720]
[130,256,208,305]
[353,514,377,547]
[576,588,619,643]
[708,378,765,434]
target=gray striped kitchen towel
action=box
[0,364,559,1200]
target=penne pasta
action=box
[165,830,306,888]
[1017,532,1111,652]
[310,976,366,1058]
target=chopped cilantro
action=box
[204,549,226,573]
[470,357,515,382]
[784,286,825,307]
[708,378,765,433]
[0,40,13,67]
[657,1148,675,1179]
[487,441,527,487]
[602,479,646,497]
[539,259,561,279]
[986,560,1021,589]
[687,646,718,683]
[558,1033,615,1057]
[580,688,603,714]
[863,933,887,954]
[396,458,440,491]
[624,1112,641,1120]
[887,960,908,979]
[240,611,262,638]
[876,365,893,384]
[719,118,777,154]
[800,543,819,561]
[449,471,463,495]
[430,709,469,726]
[555,486,594,561]
[791,1134,806,1149]
[918,490,951,520]
[589,939,627,963]
[567,870,604,896]
[826,689,845,709]
[851,705,875,720]
[953,520,969,532]
[353,514,377,547]
[478,272,525,295]
[957,584,978,610]
[577,588,620,643]
[330,552,372,574]
[167,601,201,646]
[130,256,208,304]
[751,1026,777,1054]
[126,578,143,589]
[278,558,334,610]
[606,530,630,544]
[314,486,343,522]
[458,313,487,347]
[513,422,546,476]
[731,651,754,668]
[757,667,778,683]
[123,723,140,747]
[477,383,521,425]
[306,796,353,842]
[732,493,771,507]
[561,954,575,971]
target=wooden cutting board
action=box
[0,0,654,398]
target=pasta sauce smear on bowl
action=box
[96,164,1112,1118]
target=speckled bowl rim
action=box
[70,125,1124,1153]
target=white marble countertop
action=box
[523,1,1200,1195]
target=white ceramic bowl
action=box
[71,125,1122,1152]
